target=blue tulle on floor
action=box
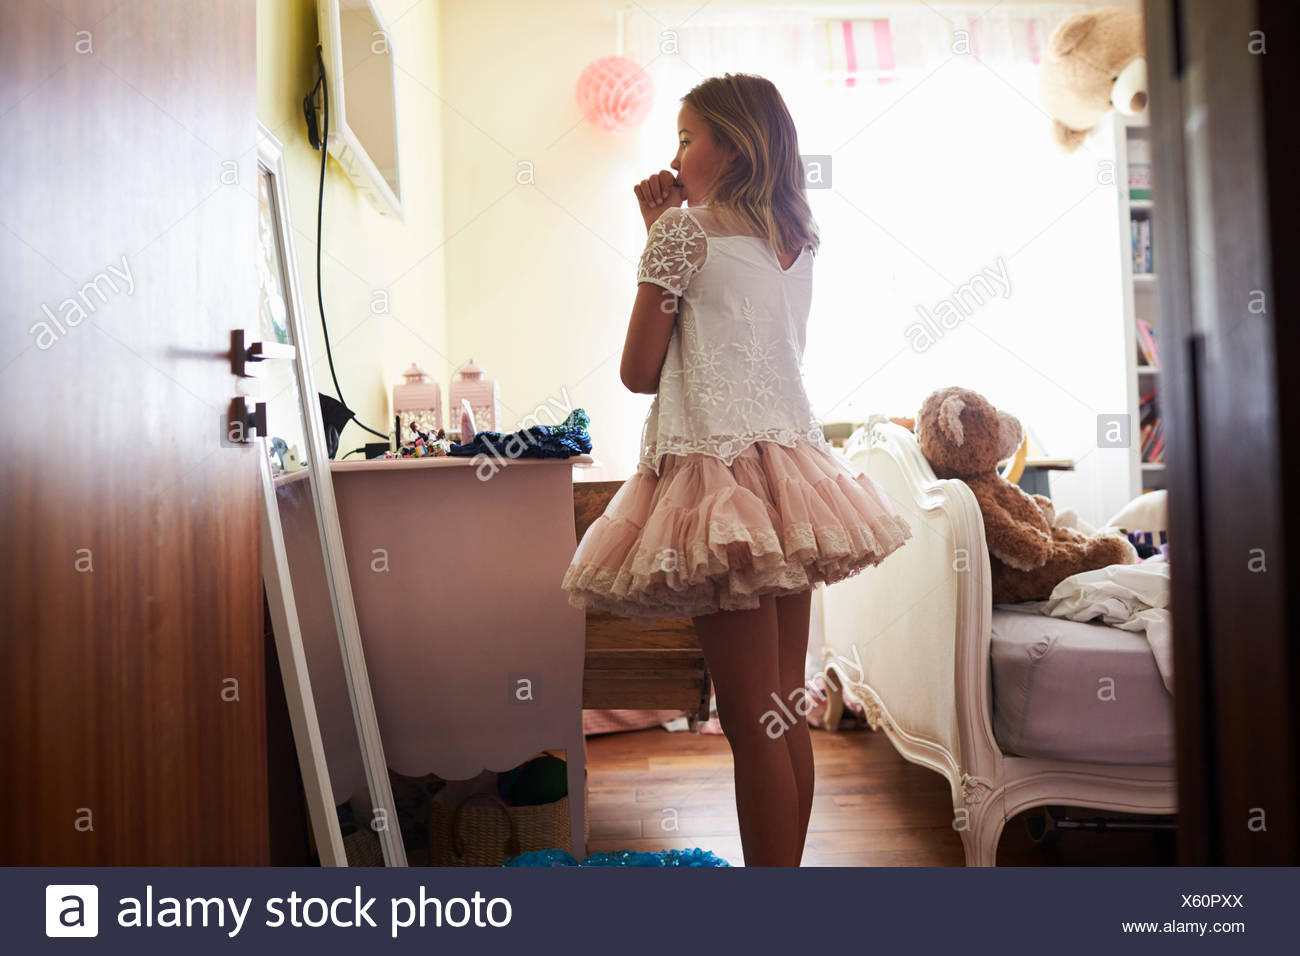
[502,847,730,867]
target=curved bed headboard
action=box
[821,418,1000,786]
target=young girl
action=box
[561,74,912,867]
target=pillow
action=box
[1103,489,1167,534]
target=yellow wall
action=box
[257,0,446,450]
[439,0,660,481]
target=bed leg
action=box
[959,799,1006,867]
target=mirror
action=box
[317,0,403,219]
[255,124,407,866]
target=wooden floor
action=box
[585,725,1176,867]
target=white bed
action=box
[815,419,1176,866]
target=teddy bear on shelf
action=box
[914,386,1137,605]
[1039,7,1147,154]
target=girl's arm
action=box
[620,283,678,394]
[622,170,698,393]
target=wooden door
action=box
[0,0,265,864]
[1144,0,1300,864]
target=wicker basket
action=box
[341,823,385,866]
[427,776,590,867]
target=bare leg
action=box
[776,587,815,865]
[692,594,799,866]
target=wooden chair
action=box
[573,481,711,728]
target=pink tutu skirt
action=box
[561,437,913,623]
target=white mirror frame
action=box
[259,447,347,865]
[256,124,408,866]
[317,0,404,220]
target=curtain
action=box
[623,3,1102,83]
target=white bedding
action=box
[1023,555,1173,694]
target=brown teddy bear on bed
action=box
[914,386,1137,604]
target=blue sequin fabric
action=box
[449,408,592,459]
[502,847,730,867]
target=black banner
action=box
[10,866,1295,954]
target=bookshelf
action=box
[1114,111,1164,497]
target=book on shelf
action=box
[1136,317,1160,366]
[1138,386,1162,463]
[1130,216,1156,273]
[1141,419,1163,455]
[1143,429,1164,464]
[1127,135,1152,200]
[1150,429,1165,462]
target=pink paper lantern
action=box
[575,55,654,133]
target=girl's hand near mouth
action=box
[635,170,686,230]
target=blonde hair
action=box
[682,73,820,259]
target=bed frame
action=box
[817,419,1177,866]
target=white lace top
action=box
[634,203,833,475]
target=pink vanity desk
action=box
[275,452,594,858]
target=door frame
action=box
[1144,0,1300,865]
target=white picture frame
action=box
[256,123,408,866]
